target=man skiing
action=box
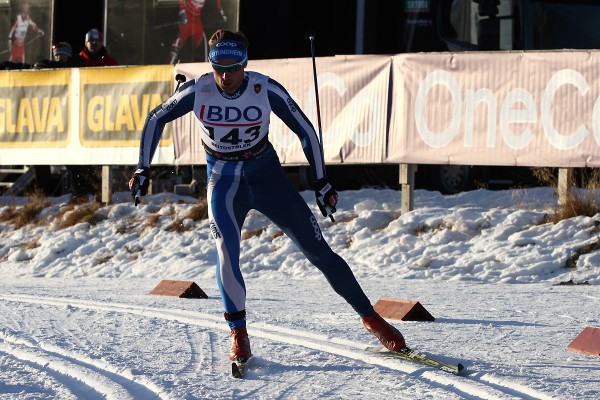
[130,29,405,365]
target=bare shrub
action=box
[3,197,50,229]
[535,167,600,223]
[22,238,40,250]
[165,218,188,232]
[58,201,106,229]
[140,213,161,233]
[549,189,599,223]
[242,228,265,240]
[185,200,209,221]
[531,167,558,187]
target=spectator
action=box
[78,28,118,67]
[34,42,84,69]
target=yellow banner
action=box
[79,65,174,147]
[0,69,70,148]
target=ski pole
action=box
[306,31,334,222]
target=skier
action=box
[169,0,227,64]
[129,29,406,364]
[7,2,44,64]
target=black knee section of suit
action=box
[224,310,246,321]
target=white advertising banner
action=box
[390,51,600,167]
[174,55,392,165]
[3,51,600,168]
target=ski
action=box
[231,356,253,378]
[366,346,464,375]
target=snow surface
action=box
[0,188,599,399]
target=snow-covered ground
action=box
[1,188,599,399]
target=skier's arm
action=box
[268,78,338,219]
[8,19,19,45]
[137,79,196,169]
[130,78,196,204]
[267,78,326,182]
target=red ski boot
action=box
[229,327,252,361]
[362,313,406,352]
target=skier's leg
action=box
[251,161,406,351]
[207,161,250,328]
[252,164,373,316]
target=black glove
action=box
[314,178,338,219]
[128,167,150,206]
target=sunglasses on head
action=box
[211,61,245,73]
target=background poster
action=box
[1,0,51,67]
[107,0,239,66]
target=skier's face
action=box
[212,59,246,94]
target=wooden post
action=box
[102,165,112,204]
[400,164,416,214]
[558,168,573,206]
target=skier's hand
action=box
[38,29,44,36]
[178,9,188,25]
[128,167,150,206]
[314,178,338,218]
[220,8,227,23]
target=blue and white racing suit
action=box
[137,71,374,328]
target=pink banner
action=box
[174,55,392,165]
[390,51,600,167]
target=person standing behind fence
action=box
[79,28,118,67]
[34,42,84,69]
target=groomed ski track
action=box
[0,294,555,400]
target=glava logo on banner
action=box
[0,97,65,134]
[86,93,166,132]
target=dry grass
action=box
[534,167,600,223]
[57,201,106,229]
[22,238,41,250]
[93,254,113,266]
[185,200,209,221]
[165,218,188,232]
[531,167,558,187]
[241,228,265,240]
[163,199,209,233]
[547,190,600,223]
[0,195,50,229]
[139,213,161,233]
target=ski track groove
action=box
[0,294,556,400]
[0,332,171,399]
[0,340,140,400]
